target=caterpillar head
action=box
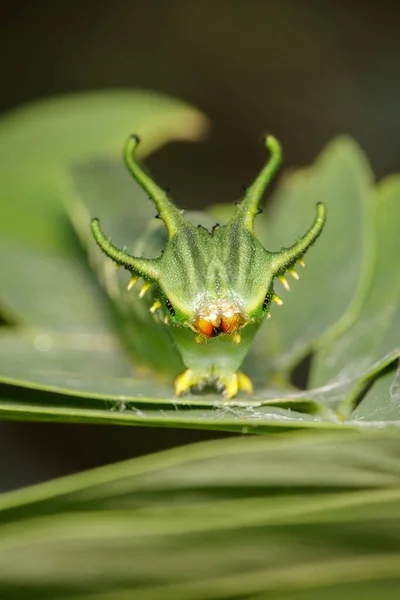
[91,135,326,343]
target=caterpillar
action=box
[91,134,326,399]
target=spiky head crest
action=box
[91,134,326,341]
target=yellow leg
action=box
[237,371,254,394]
[175,369,254,399]
[220,371,253,400]
[174,369,204,396]
[220,373,239,400]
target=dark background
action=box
[1,0,399,491]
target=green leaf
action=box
[0,397,340,433]
[0,90,208,169]
[250,137,374,379]
[0,237,116,333]
[352,362,400,422]
[311,176,400,416]
[0,90,208,330]
[0,431,399,598]
[2,329,400,431]
[0,330,333,433]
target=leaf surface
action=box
[311,176,400,415]
[0,431,399,598]
[2,330,400,431]
[352,362,400,422]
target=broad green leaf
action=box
[251,138,374,379]
[0,237,115,333]
[0,330,328,427]
[294,348,400,418]
[0,91,207,252]
[0,397,339,433]
[0,431,399,598]
[0,91,207,335]
[311,177,400,416]
[0,90,207,169]
[352,362,400,422]
[2,330,400,430]
[0,329,134,380]
[3,432,399,514]
[0,167,114,332]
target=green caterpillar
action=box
[91,134,326,399]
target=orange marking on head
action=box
[221,313,243,334]
[195,317,215,338]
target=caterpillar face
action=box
[194,306,245,338]
[91,134,326,346]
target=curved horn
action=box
[124,135,185,237]
[91,218,161,281]
[233,134,282,231]
[270,203,327,275]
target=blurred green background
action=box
[1,0,399,491]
